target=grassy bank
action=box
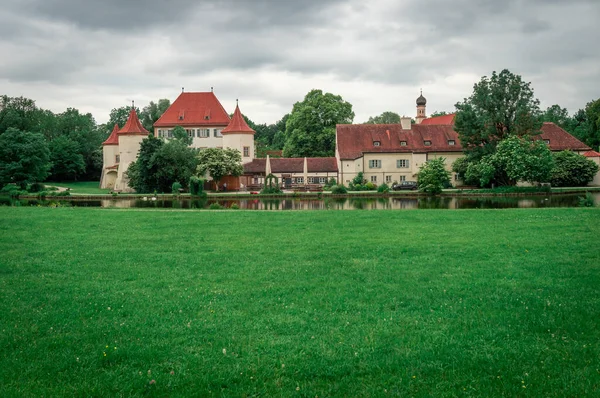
[1,208,599,396]
[46,181,110,195]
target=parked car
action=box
[392,181,418,191]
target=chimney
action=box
[400,117,412,130]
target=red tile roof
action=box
[583,150,600,157]
[336,122,590,159]
[420,113,456,125]
[102,123,120,145]
[221,104,255,135]
[535,123,590,151]
[244,157,338,174]
[118,108,149,135]
[154,92,231,127]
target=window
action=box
[400,141,407,146]
[424,140,431,146]
[186,129,194,138]
[386,175,392,183]
[308,177,328,184]
[294,177,304,184]
[544,139,550,144]
[158,129,164,138]
[397,159,409,168]
[371,175,377,182]
[373,141,380,147]
[369,160,381,168]
[167,129,173,138]
[243,146,249,157]
[214,129,222,137]
[448,140,455,146]
[197,129,209,138]
[115,155,120,163]
[399,175,406,182]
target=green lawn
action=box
[45,181,109,195]
[1,208,599,396]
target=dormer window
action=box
[448,140,455,146]
[373,141,380,147]
[204,115,210,120]
[424,140,432,146]
[179,115,184,120]
[544,139,550,144]
[400,141,407,146]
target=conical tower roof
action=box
[118,107,149,135]
[102,123,120,145]
[221,104,255,135]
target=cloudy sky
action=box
[1,0,599,125]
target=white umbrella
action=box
[303,157,308,186]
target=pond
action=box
[2,192,598,210]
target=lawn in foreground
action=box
[1,208,599,396]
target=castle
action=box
[101,90,594,191]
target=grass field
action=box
[45,181,110,195]
[1,208,600,397]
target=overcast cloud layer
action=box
[1,0,599,125]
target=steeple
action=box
[118,107,149,135]
[221,103,255,135]
[416,90,427,124]
[102,123,120,145]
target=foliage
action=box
[29,182,46,193]
[377,183,390,193]
[551,151,599,187]
[0,128,51,189]
[365,111,400,124]
[209,202,224,209]
[330,184,348,194]
[171,182,182,194]
[189,176,206,196]
[429,111,449,118]
[352,172,365,186]
[107,106,140,131]
[0,184,26,197]
[0,95,39,135]
[172,125,192,146]
[49,136,86,181]
[261,174,282,194]
[126,135,164,193]
[581,98,600,150]
[323,177,337,190]
[283,89,354,157]
[417,158,450,195]
[196,148,243,188]
[578,192,596,207]
[152,138,198,192]
[455,69,542,160]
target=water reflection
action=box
[1,192,598,210]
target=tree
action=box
[455,69,542,160]
[283,89,354,157]
[365,111,401,124]
[583,98,600,150]
[551,151,599,187]
[49,136,85,181]
[153,139,198,192]
[126,135,164,193]
[429,111,449,118]
[172,125,192,146]
[542,105,573,132]
[0,96,40,135]
[196,148,243,189]
[417,158,451,195]
[0,128,51,189]
[140,99,170,133]
[107,106,140,131]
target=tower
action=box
[100,123,121,189]
[113,107,149,192]
[221,101,255,162]
[416,90,427,124]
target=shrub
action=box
[189,177,204,196]
[0,184,26,198]
[261,174,282,194]
[209,202,224,210]
[377,183,390,193]
[579,192,595,207]
[171,182,182,195]
[551,151,599,187]
[230,203,240,209]
[365,182,376,190]
[331,184,348,194]
[323,177,337,190]
[29,182,46,193]
[418,158,451,195]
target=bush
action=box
[418,158,451,195]
[551,151,599,187]
[0,184,26,198]
[323,177,337,190]
[171,182,182,195]
[365,182,376,190]
[578,192,595,207]
[230,203,240,209]
[29,182,46,193]
[189,177,204,196]
[331,184,348,194]
[377,183,390,193]
[209,202,224,210]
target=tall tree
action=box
[583,98,600,149]
[283,89,354,158]
[107,106,140,131]
[0,96,41,135]
[140,99,170,133]
[365,111,401,124]
[196,148,243,189]
[127,135,164,193]
[49,136,86,181]
[429,111,449,118]
[454,69,542,160]
[0,128,51,189]
[542,105,573,131]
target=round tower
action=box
[221,101,255,163]
[114,107,149,192]
[416,90,427,124]
[100,123,120,189]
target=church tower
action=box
[221,101,255,163]
[416,90,427,124]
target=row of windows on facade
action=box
[373,140,455,147]
[157,129,223,138]
[252,177,329,184]
[345,175,408,184]
[114,146,249,163]
[369,159,410,169]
